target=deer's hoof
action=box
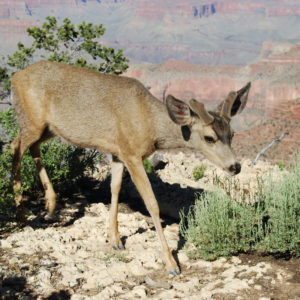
[112,244,125,250]
[168,269,181,276]
[44,211,56,221]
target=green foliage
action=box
[0,108,19,140]
[180,191,256,260]
[0,66,10,100]
[0,110,16,213]
[143,158,154,174]
[192,165,206,181]
[1,16,129,96]
[180,157,300,260]
[0,150,14,216]
[255,157,300,255]
[7,42,35,70]
[25,17,128,74]
[143,158,153,174]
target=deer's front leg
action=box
[109,159,125,250]
[125,157,180,275]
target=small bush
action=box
[193,165,206,181]
[0,108,19,140]
[180,191,257,260]
[180,156,300,259]
[255,156,300,256]
[0,150,14,216]
[143,158,154,174]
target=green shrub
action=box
[180,190,257,260]
[192,165,206,181]
[0,108,19,140]
[143,158,154,174]
[0,108,101,215]
[255,156,300,256]
[0,17,129,97]
[180,157,300,259]
[0,108,17,216]
[0,150,14,216]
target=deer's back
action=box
[12,61,160,157]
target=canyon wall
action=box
[0,0,299,64]
[125,43,300,131]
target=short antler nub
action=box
[189,99,214,125]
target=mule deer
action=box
[11,61,251,275]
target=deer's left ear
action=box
[218,82,251,119]
[166,95,192,125]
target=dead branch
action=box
[252,131,291,165]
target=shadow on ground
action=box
[20,170,203,229]
[0,273,71,300]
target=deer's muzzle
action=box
[228,162,241,175]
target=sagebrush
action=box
[180,157,300,259]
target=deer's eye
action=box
[204,136,215,143]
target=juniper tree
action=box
[0,16,129,101]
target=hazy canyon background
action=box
[1,0,300,162]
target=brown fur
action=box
[11,61,251,274]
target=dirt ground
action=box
[0,151,299,300]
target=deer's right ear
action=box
[166,95,192,125]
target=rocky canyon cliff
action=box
[1,0,300,65]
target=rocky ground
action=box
[0,151,299,299]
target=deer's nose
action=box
[229,162,241,175]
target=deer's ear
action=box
[166,95,192,125]
[218,82,251,119]
[235,82,251,115]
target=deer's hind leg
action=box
[11,128,44,221]
[11,126,55,221]
[11,133,23,208]
[29,128,56,216]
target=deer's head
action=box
[166,82,251,175]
